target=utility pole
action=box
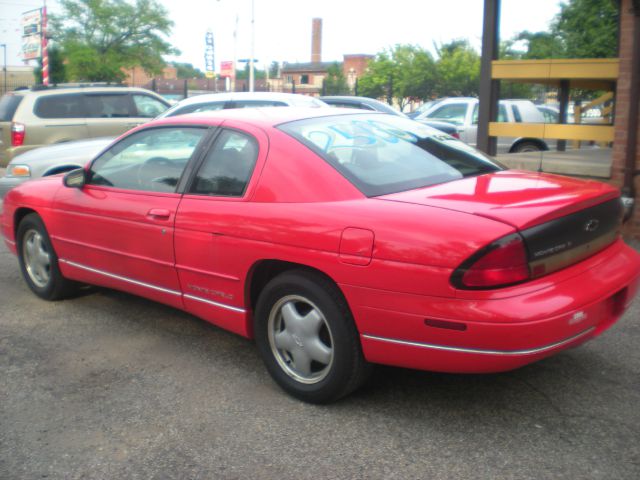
[0,44,6,95]
[249,0,255,92]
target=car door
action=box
[84,93,139,137]
[174,124,267,336]
[469,102,511,152]
[51,125,211,308]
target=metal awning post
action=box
[477,0,501,156]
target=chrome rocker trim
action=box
[362,327,596,356]
[59,259,245,313]
[183,294,246,313]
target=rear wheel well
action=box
[509,138,549,153]
[14,208,38,236]
[247,260,342,320]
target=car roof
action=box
[12,86,161,97]
[170,92,326,107]
[320,96,405,115]
[151,106,383,129]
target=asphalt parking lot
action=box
[1,238,639,480]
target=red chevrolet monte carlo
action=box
[2,108,639,403]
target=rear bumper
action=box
[343,240,640,373]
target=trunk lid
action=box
[376,170,619,230]
[377,170,623,280]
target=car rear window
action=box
[34,94,86,118]
[164,102,226,117]
[233,100,288,108]
[279,113,504,197]
[0,94,24,121]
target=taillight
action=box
[451,234,530,289]
[451,131,460,139]
[11,122,25,147]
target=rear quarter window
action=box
[34,94,86,119]
[0,95,24,121]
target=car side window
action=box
[187,102,226,114]
[190,129,258,197]
[232,100,288,108]
[472,104,508,124]
[132,94,168,118]
[498,104,508,122]
[426,103,467,126]
[85,94,132,118]
[89,127,207,193]
[512,105,523,123]
[34,94,85,119]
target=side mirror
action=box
[63,168,87,189]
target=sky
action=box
[0,0,563,71]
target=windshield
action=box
[279,113,503,197]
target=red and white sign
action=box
[21,8,42,61]
[220,61,234,78]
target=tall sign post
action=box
[21,5,48,85]
[21,8,42,62]
[204,30,216,91]
[41,1,49,85]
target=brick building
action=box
[280,18,373,95]
[122,65,177,87]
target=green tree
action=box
[433,39,480,97]
[511,0,618,59]
[358,45,435,109]
[512,31,563,59]
[268,61,280,78]
[171,62,204,79]
[555,0,618,58]
[234,63,266,80]
[323,62,350,95]
[34,45,67,84]
[51,0,176,82]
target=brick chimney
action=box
[311,18,322,63]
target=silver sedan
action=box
[0,137,113,199]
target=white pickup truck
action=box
[411,97,551,153]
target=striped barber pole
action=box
[41,5,49,86]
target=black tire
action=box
[512,141,544,153]
[254,270,371,403]
[16,213,79,300]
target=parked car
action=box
[320,95,459,137]
[0,137,113,198]
[3,108,639,403]
[537,105,561,123]
[157,92,328,119]
[0,85,170,166]
[413,97,551,153]
[407,99,445,119]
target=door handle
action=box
[147,208,171,220]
